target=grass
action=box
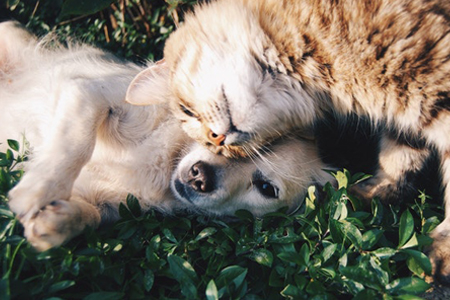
[0,1,445,299]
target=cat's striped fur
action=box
[127,0,450,282]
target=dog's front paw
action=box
[8,176,70,223]
[429,223,450,284]
[23,200,86,251]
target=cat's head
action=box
[127,0,317,157]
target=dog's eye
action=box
[254,180,279,199]
[179,104,195,118]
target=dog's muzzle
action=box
[174,161,217,203]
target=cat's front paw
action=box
[348,175,404,204]
[23,200,86,251]
[428,222,450,285]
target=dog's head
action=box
[171,136,333,217]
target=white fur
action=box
[1,21,332,251]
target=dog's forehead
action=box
[256,138,317,179]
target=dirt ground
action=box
[422,277,450,299]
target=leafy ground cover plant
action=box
[3,0,196,61]
[0,140,443,299]
[0,1,446,299]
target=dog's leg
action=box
[22,196,101,251]
[349,133,430,203]
[8,80,110,223]
[0,21,36,69]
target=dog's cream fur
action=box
[1,21,332,251]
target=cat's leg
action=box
[429,156,450,284]
[8,80,110,223]
[22,196,101,251]
[349,133,430,203]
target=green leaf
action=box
[195,227,217,241]
[163,228,178,244]
[329,219,344,243]
[299,243,310,266]
[361,229,383,250]
[398,210,414,248]
[126,194,141,217]
[321,243,337,263]
[280,284,303,299]
[332,201,348,220]
[370,198,384,226]
[6,140,19,152]
[0,208,14,218]
[401,249,432,276]
[83,292,125,300]
[143,270,154,292]
[350,172,372,186]
[167,255,198,299]
[400,232,419,249]
[340,260,384,291]
[234,209,254,221]
[215,266,248,297]
[386,277,430,295]
[251,248,273,267]
[339,220,363,249]
[0,278,9,300]
[372,247,397,259]
[422,216,440,234]
[353,288,378,300]
[5,149,14,161]
[116,221,137,239]
[0,159,11,167]
[48,280,76,293]
[393,295,425,300]
[269,269,284,287]
[334,170,349,189]
[59,0,118,18]
[118,202,133,219]
[206,280,219,300]
[277,251,304,266]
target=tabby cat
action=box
[126,0,450,282]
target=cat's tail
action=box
[0,21,37,75]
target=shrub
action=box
[0,1,443,298]
[0,140,441,299]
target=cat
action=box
[1,21,332,251]
[125,0,450,282]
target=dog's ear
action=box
[126,59,169,105]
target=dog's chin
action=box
[172,179,194,204]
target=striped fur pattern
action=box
[157,0,450,283]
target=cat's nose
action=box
[208,129,226,146]
[188,161,215,193]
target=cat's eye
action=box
[179,104,195,118]
[253,179,279,199]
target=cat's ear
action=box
[126,59,170,105]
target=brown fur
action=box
[159,0,450,283]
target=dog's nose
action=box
[188,161,215,193]
[208,129,226,146]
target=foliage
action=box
[3,0,196,61]
[0,141,443,299]
[0,1,445,299]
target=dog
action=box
[0,21,333,251]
